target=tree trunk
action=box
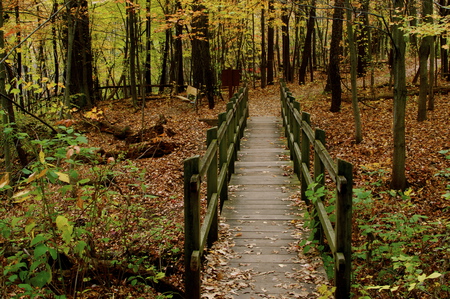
[145,0,152,94]
[298,0,315,84]
[417,0,432,122]
[64,0,96,109]
[52,1,59,97]
[0,0,12,198]
[440,0,450,80]
[173,1,184,93]
[191,2,215,109]
[345,0,363,143]
[428,37,435,110]
[128,0,138,106]
[281,6,292,82]
[267,0,275,85]
[261,8,267,88]
[159,20,171,94]
[328,0,344,112]
[357,0,369,77]
[391,0,408,190]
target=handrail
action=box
[183,86,249,299]
[280,80,353,299]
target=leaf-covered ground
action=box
[2,67,449,298]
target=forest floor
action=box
[2,67,449,298]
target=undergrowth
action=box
[302,151,450,298]
[0,124,179,298]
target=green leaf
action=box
[30,270,52,288]
[408,282,417,291]
[417,273,427,283]
[48,248,58,260]
[30,260,42,272]
[25,221,36,235]
[427,272,442,279]
[56,215,73,244]
[34,244,49,258]
[74,241,88,256]
[31,234,48,246]
[18,283,33,291]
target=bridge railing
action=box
[280,81,353,299]
[183,86,249,299]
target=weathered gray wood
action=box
[220,116,324,297]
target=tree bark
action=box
[281,5,292,82]
[267,0,275,85]
[64,0,96,109]
[417,0,432,122]
[391,0,408,190]
[298,0,315,84]
[439,0,450,80]
[261,7,267,88]
[328,0,344,112]
[51,1,59,97]
[345,0,363,143]
[128,0,138,107]
[357,0,369,77]
[0,0,12,198]
[145,0,152,94]
[173,1,184,93]
[191,2,215,109]
[158,20,171,94]
[428,37,435,110]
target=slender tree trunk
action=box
[159,18,170,94]
[357,0,369,77]
[261,7,267,88]
[391,0,407,190]
[418,0,432,122]
[128,0,138,106]
[267,0,274,85]
[52,1,59,97]
[0,0,12,198]
[173,1,184,93]
[299,0,315,84]
[281,6,292,82]
[14,4,25,108]
[63,0,77,111]
[428,37,435,110]
[145,0,152,94]
[328,0,344,112]
[345,0,362,143]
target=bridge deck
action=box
[219,116,325,298]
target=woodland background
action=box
[0,0,449,298]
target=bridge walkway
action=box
[219,116,326,298]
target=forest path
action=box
[216,116,326,298]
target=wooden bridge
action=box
[184,84,353,299]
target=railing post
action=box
[184,156,201,299]
[313,129,326,244]
[206,128,218,246]
[287,96,295,160]
[293,101,301,175]
[244,86,249,120]
[335,159,353,299]
[227,102,236,174]
[301,112,311,204]
[218,112,228,207]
